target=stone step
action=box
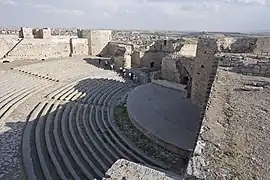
[64,80,99,102]
[0,82,52,122]
[61,104,95,179]
[82,79,112,104]
[80,105,115,166]
[35,102,57,180]
[106,106,168,170]
[45,102,73,180]
[22,102,48,180]
[92,81,122,105]
[22,78,170,180]
[53,104,83,179]
[105,89,168,170]
[59,79,92,101]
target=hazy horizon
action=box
[1,0,270,32]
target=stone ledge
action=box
[103,159,181,180]
[152,79,187,93]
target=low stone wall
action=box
[7,39,70,60]
[216,37,257,53]
[1,37,89,61]
[235,61,270,77]
[161,54,194,83]
[216,53,270,77]
[254,37,270,55]
[0,38,20,58]
[216,36,270,55]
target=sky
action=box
[0,0,270,32]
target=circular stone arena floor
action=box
[127,83,202,153]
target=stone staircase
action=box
[22,78,167,180]
[0,71,56,128]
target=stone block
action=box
[70,38,88,56]
[104,159,180,180]
[19,27,33,38]
[241,67,253,73]
[253,68,260,74]
[124,55,132,69]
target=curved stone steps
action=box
[105,87,169,170]
[81,79,111,104]
[88,105,119,162]
[68,104,104,178]
[35,102,56,180]
[99,82,133,106]
[86,80,122,105]
[61,104,95,179]
[0,82,52,121]
[81,105,115,166]
[22,78,171,180]
[91,81,121,105]
[58,79,92,101]
[46,82,78,99]
[45,102,73,180]
[76,105,110,170]
[22,102,48,180]
[54,104,83,179]
[63,80,99,102]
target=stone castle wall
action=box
[89,30,112,56]
[191,38,219,109]
[217,53,270,77]
[216,36,270,55]
[254,37,270,55]
[78,29,112,56]
[1,37,88,60]
[161,54,194,83]
[0,38,20,58]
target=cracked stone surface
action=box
[103,159,181,180]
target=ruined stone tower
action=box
[191,38,218,109]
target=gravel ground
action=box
[188,69,270,180]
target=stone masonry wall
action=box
[7,39,70,60]
[0,38,20,58]
[217,53,270,77]
[69,38,88,57]
[89,30,112,56]
[3,38,88,60]
[254,37,270,55]
[161,54,194,83]
[235,60,270,77]
[161,55,181,83]
[191,38,219,109]
[79,29,112,56]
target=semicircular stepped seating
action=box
[22,78,168,180]
[0,72,54,127]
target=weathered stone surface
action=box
[104,159,181,180]
[19,27,33,39]
[186,69,270,179]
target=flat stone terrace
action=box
[126,83,201,155]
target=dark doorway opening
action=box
[150,62,155,68]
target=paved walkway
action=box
[127,83,201,152]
